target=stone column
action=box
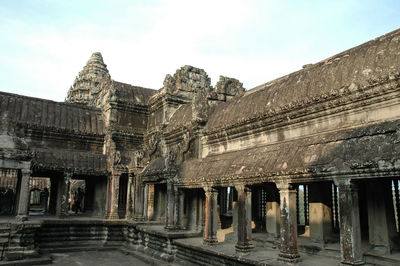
[178,189,185,229]
[232,201,238,235]
[173,187,180,228]
[143,184,149,220]
[125,174,134,219]
[105,173,120,220]
[165,181,176,230]
[309,182,333,244]
[16,169,31,221]
[56,172,71,218]
[49,177,58,215]
[336,180,364,265]
[366,180,397,254]
[203,186,218,244]
[277,182,300,263]
[266,184,280,238]
[147,184,155,221]
[235,185,254,253]
[133,176,144,221]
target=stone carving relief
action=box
[132,150,144,168]
[215,76,245,100]
[113,150,121,166]
[163,65,212,95]
[143,132,162,164]
[166,131,194,168]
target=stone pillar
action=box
[232,201,238,235]
[235,185,253,253]
[309,182,333,244]
[277,183,300,263]
[147,184,155,221]
[165,181,176,230]
[366,180,397,254]
[178,188,185,229]
[126,174,134,219]
[266,184,280,238]
[203,186,218,244]
[16,169,31,221]
[49,177,58,215]
[105,173,120,220]
[174,188,180,227]
[133,176,144,221]
[143,183,149,220]
[336,180,364,265]
[56,172,71,218]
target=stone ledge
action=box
[0,256,52,266]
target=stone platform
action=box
[1,216,400,265]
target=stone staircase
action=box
[0,224,10,260]
[36,221,126,254]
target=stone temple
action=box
[1,29,400,265]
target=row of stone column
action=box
[104,175,396,265]
[200,181,371,265]
[13,170,73,220]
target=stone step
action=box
[175,245,253,266]
[38,239,125,248]
[39,244,119,254]
[364,253,400,266]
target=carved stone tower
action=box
[66,52,111,106]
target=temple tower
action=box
[66,52,111,106]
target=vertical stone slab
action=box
[277,183,300,263]
[203,187,218,244]
[366,180,397,254]
[16,169,31,221]
[266,202,280,237]
[309,182,333,244]
[336,180,364,265]
[235,185,254,253]
[56,172,71,218]
[105,173,120,220]
[266,184,280,238]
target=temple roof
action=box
[206,28,400,132]
[0,91,104,135]
[112,81,157,105]
[181,120,400,185]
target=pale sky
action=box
[0,0,399,102]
